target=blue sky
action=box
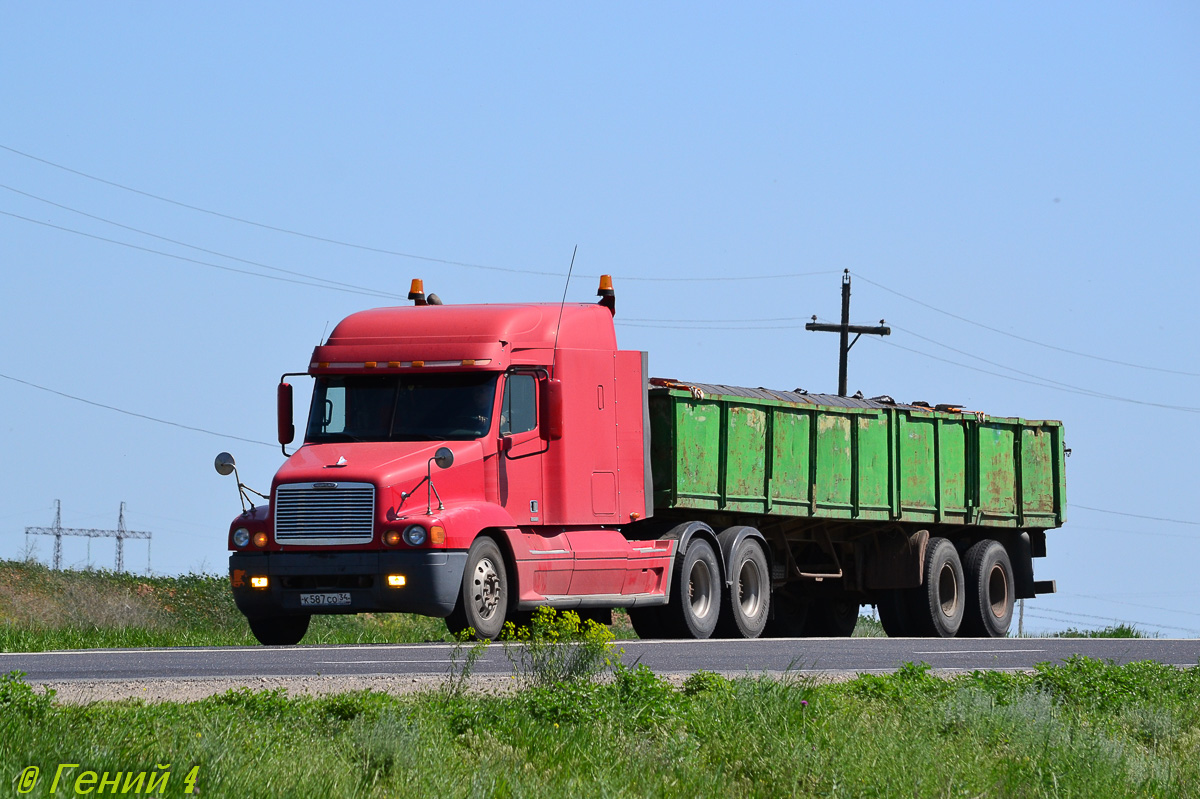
[2,4,1197,635]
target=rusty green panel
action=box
[898,414,937,519]
[724,403,768,511]
[673,399,722,507]
[770,408,811,510]
[978,424,1017,520]
[856,414,890,519]
[647,388,1066,531]
[937,419,967,522]
[814,413,853,516]
[1021,426,1056,519]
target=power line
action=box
[0,371,274,448]
[0,142,840,283]
[853,272,1200,378]
[0,209,399,300]
[869,336,1200,414]
[0,183,406,299]
[1072,504,1200,527]
[1058,592,1200,620]
[1023,607,1200,636]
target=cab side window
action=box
[500,374,537,435]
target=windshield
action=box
[305,373,499,443]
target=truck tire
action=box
[908,537,965,638]
[627,607,667,639]
[716,538,770,639]
[804,598,860,637]
[446,537,509,641]
[763,591,809,637]
[658,537,722,639]
[247,614,311,646]
[961,539,1015,638]
[876,591,912,637]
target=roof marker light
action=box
[597,274,615,316]
[408,278,426,305]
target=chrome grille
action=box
[274,482,375,545]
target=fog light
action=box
[232,528,250,547]
[383,530,402,547]
[250,576,269,589]
[387,574,406,587]
[402,524,427,546]
[252,531,269,548]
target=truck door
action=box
[498,372,544,525]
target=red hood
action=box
[274,440,487,503]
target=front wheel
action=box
[247,614,311,646]
[446,537,509,640]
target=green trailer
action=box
[633,380,1063,638]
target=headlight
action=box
[402,524,427,546]
[233,528,250,547]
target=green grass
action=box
[0,560,450,651]
[5,656,1200,797]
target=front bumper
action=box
[230,550,467,618]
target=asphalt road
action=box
[5,637,1199,683]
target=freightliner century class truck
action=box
[218,276,1062,644]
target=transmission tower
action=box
[25,500,153,573]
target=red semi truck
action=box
[220,277,1061,644]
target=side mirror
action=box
[544,379,564,440]
[214,452,236,476]
[433,446,454,469]
[277,382,295,446]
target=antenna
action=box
[550,245,578,375]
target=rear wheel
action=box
[247,614,311,646]
[907,537,965,638]
[446,537,509,640]
[658,537,722,639]
[876,590,913,637]
[716,538,771,638]
[961,540,1015,637]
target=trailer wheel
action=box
[876,591,912,637]
[763,591,809,637]
[961,539,1015,638]
[658,537,722,639]
[804,598,861,637]
[908,537,965,638]
[716,538,770,639]
[247,614,311,646]
[446,537,509,641]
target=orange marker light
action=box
[430,525,446,545]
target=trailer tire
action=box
[961,539,1015,638]
[716,538,770,639]
[763,592,809,637]
[804,598,861,637]
[446,537,509,641]
[658,537,722,639]
[908,537,965,638]
[876,591,912,637]
[247,614,310,646]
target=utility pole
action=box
[25,500,153,573]
[806,270,891,396]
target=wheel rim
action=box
[472,556,502,621]
[738,559,762,619]
[688,559,714,619]
[938,561,959,617]
[988,563,1009,619]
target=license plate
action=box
[300,592,351,607]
